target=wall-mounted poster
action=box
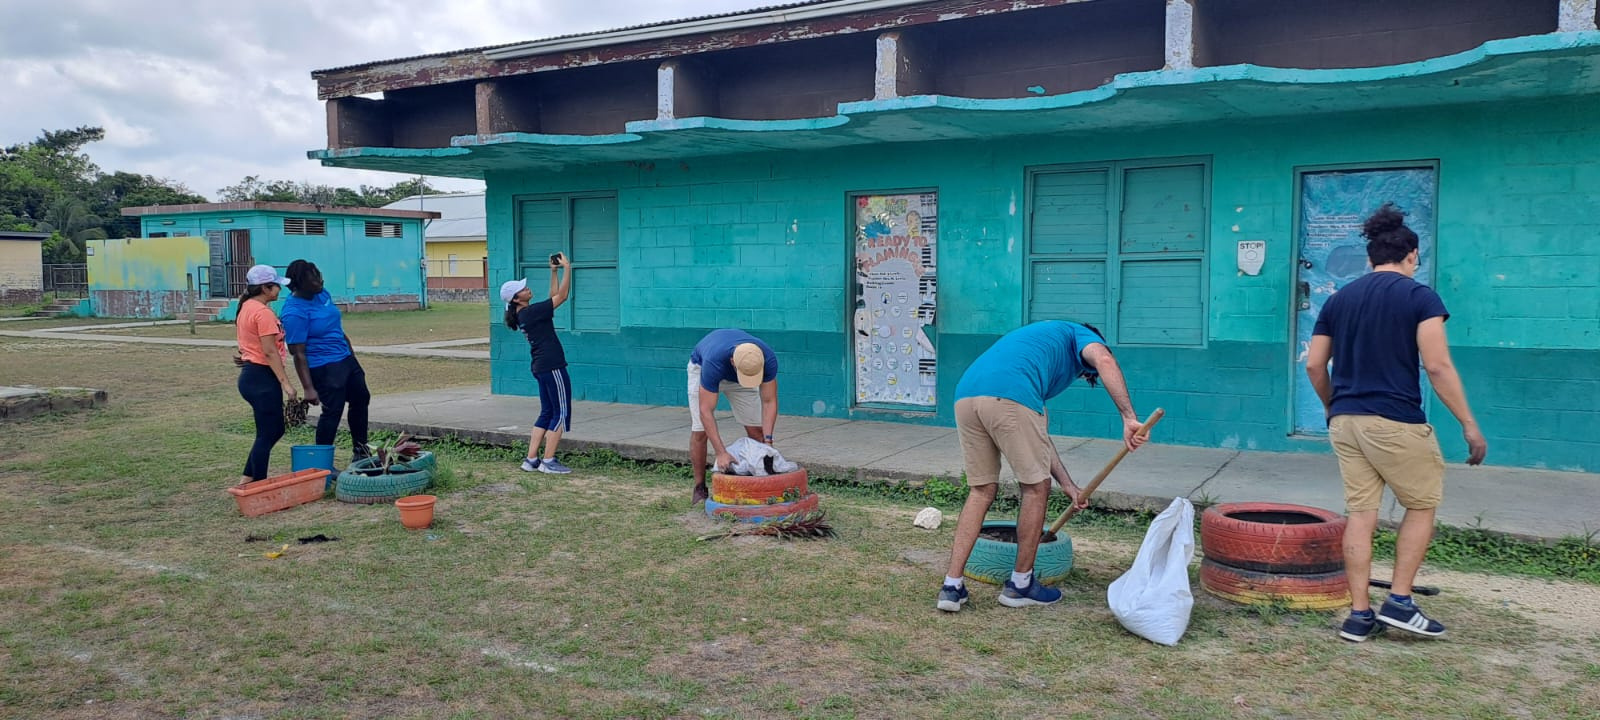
[853,192,937,408]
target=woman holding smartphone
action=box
[500,252,574,474]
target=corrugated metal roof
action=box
[383,193,486,240]
[312,0,838,75]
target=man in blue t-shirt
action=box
[688,329,779,504]
[1306,203,1486,643]
[937,320,1146,613]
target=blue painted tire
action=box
[705,494,820,524]
[335,458,433,504]
[964,521,1074,586]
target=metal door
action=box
[205,230,227,297]
[228,229,253,296]
[1291,165,1437,435]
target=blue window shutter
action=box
[1118,259,1203,345]
[1029,260,1107,327]
[1120,165,1205,254]
[1030,170,1109,255]
[569,195,619,331]
[572,267,620,330]
[571,196,619,263]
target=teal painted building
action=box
[308,0,1600,472]
[117,201,438,318]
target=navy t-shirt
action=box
[516,300,567,374]
[1312,271,1449,424]
[690,329,777,392]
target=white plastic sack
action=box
[718,437,799,476]
[1106,497,1196,646]
[913,507,943,529]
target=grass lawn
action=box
[81,302,494,345]
[2,336,1597,719]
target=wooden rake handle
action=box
[1047,408,1165,535]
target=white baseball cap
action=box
[245,264,288,286]
[499,278,528,305]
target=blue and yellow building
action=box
[306,0,1600,471]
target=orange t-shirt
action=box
[236,299,288,366]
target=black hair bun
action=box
[1362,203,1407,239]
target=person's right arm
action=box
[1418,317,1487,465]
[698,385,733,471]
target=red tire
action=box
[1200,502,1346,574]
[706,493,820,522]
[710,469,809,505]
[1199,558,1351,611]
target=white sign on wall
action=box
[1237,240,1266,275]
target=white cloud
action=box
[0,0,776,199]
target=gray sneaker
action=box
[538,458,572,474]
[519,457,540,472]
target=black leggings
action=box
[238,363,284,481]
[310,355,370,448]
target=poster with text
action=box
[853,192,937,407]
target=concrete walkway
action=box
[348,385,1599,543]
[0,328,489,360]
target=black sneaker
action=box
[936,584,969,613]
[1338,612,1385,642]
[1377,598,1446,637]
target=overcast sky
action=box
[0,0,777,199]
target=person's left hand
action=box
[1122,417,1149,452]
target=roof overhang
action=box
[310,33,1600,180]
[120,202,441,220]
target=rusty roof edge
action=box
[119,202,441,220]
[482,0,930,60]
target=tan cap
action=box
[732,342,765,389]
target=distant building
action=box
[0,230,48,304]
[384,192,487,300]
[306,0,1600,471]
[104,201,438,319]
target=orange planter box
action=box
[227,468,330,517]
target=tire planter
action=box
[963,521,1075,586]
[710,469,809,505]
[1200,502,1347,574]
[705,493,820,523]
[1199,558,1351,611]
[335,457,433,505]
[400,451,436,474]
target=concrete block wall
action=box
[485,94,1600,471]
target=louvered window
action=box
[284,218,326,235]
[365,221,403,238]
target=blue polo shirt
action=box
[955,321,1106,414]
[279,290,352,369]
[690,329,777,392]
[1313,271,1449,424]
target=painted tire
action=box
[400,451,436,474]
[705,493,820,523]
[335,463,434,505]
[1199,558,1351,611]
[710,469,809,505]
[1200,502,1347,574]
[963,521,1074,586]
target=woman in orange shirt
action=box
[235,264,301,485]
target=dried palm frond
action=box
[283,398,310,427]
[697,510,835,542]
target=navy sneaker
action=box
[538,458,573,475]
[998,575,1061,608]
[1377,597,1446,637]
[1338,612,1385,642]
[519,457,540,472]
[936,584,969,613]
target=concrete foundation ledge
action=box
[0,386,109,422]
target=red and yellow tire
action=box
[710,469,809,506]
[1200,501,1346,574]
[705,493,820,523]
[1199,558,1351,611]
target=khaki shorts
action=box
[955,396,1053,487]
[1329,414,1445,512]
[687,362,761,433]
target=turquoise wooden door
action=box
[1292,166,1437,435]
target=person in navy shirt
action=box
[282,259,371,462]
[938,320,1145,613]
[501,252,574,475]
[1306,203,1485,643]
[687,328,778,504]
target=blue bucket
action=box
[291,444,337,488]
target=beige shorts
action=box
[687,362,761,433]
[1329,414,1445,512]
[955,396,1053,487]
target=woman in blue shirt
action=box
[282,259,371,461]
